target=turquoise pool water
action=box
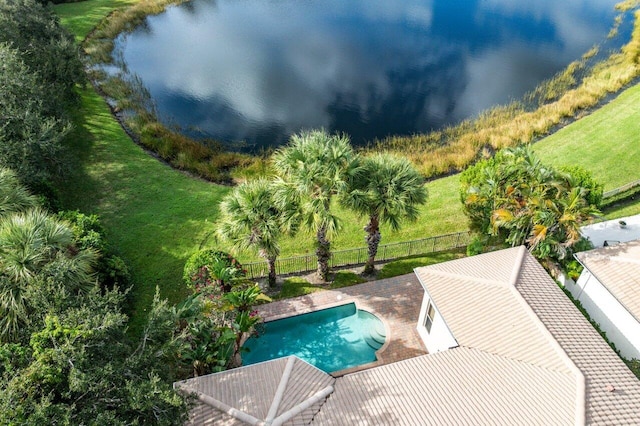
[242,303,386,373]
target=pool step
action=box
[364,324,387,350]
[371,323,386,345]
[364,335,384,350]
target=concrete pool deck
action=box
[255,273,428,375]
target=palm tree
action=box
[272,130,359,281]
[488,146,599,260]
[342,154,427,275]
[0,208,97,341]
[0,167,38,217]
[217,180,289,287]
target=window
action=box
[424,301,436,333]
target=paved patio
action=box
[255,273,428,375]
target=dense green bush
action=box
[0,287,190,425]
[58,210,131,290]
[460,146,601,261]
[559,165,604,208]
[0,0,85,112]
[0,44,69,192]
[0,0,85,197]
[466,236,485,256]
[183,249,246,293]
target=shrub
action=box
[183,250,246,294]
[626,359,640,379]
[565,259,584,281]
[57,210,130,289]
[559,165,604,208]
[466,236,484,256]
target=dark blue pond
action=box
[113,0,631,152]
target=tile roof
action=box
[316,246,640,425]
[517,250,640,424]
[175,356,334,426]
[414,248,572,373]
[313,347,575,425]
[178,246,640,425]
[575,238,640,323]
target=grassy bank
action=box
[54,1,640,331]
[533,82,640,188]
[59,86,229,331]
[54,0,138,42]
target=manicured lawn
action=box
[55,0,138,41]
[53,0,640,328]
[275,271,368,300]
[60,87,229,332]
[533,84,640,190]
[376,249,466,279]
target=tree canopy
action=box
[217,180,291,287]
[272,130,359,281]
[0,169,191,424]
[460,146,602,261]
[0,0,84,194]
[342,153,427,274]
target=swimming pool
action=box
[242,303,386,373]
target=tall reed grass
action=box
[371,6,640,177]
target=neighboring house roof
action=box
[177,247,640,425]
[175,356,334,426]
[579,214,640,247]
[575,238,640,323]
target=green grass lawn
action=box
[533,83,640,190]
[60,87,229,331]
[55,0,138,41]
[53,1,640,327]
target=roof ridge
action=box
[174,356,335,426]
[174,384,263,425]
[509,252,586,426]
[416,267,509,287]
[265,356,296,422]
[606,255,640,265]
[506,246,527,288]
[456,345,580,377]
[578,251,640,265]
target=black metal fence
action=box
[243,231,472,279]
[603,179,640,199]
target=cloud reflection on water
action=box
[115,0,622,150]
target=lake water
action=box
[113,0,630,152]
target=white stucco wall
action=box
[417,293,457,353]
[573,270,640,360]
